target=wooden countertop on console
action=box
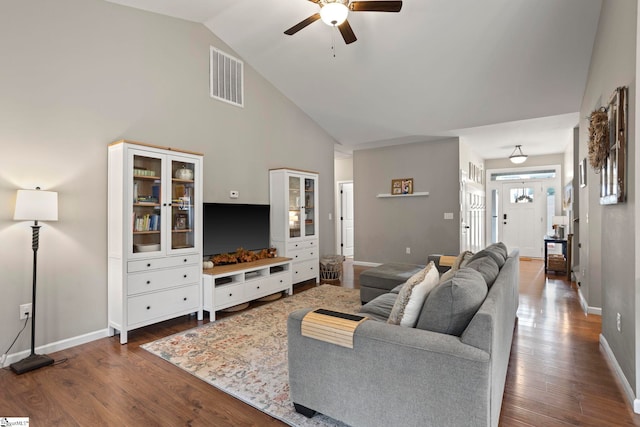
[203,257,292,275]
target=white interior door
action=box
[460,171,485,253]
[500,182,544,258]
[340,182,354,257]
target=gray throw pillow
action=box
[415,268,488,336]
[465,254,500,288]
[469,248,505,270]
[358,293,399,322]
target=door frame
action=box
[335,180,354,256]
[485,164,562,257]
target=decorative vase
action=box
[175,165,193,180]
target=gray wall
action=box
[579,0,636,392]
[353,139,460,264]
[0,0,336,354]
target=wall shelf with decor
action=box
[377,192,429,198]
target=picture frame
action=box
[391,178,413,195]
[600,86,627,205]
[579,158,587,188]
[174,213,188,230]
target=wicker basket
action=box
[320,255,345,283]
[547,254,566,271]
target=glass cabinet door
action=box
[170,159,196,251]
[132,154,163,254]
[304,177,315,237]
[288,176,301,238]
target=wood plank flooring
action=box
[0,258,638,426]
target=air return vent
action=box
[210,46,244,107]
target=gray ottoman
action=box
[359,263,424,303]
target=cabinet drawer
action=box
[214,283,245,309]
[264,273,292,292]
[127,284,199,326]
[286,239,317,252]
[128,265,200,295]
[289,248,318,262]
[128,254,200,273]
[292,260,318,283]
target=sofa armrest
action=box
[288,308,491,427]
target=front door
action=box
[501,182,544,257]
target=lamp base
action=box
[10,353,54,374]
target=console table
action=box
[202,257,293,320]
[544,237,568,275]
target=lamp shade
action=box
[552,216,569,226]
[320,2,349,26]
[14,188,58,221]
[509,145,528,164]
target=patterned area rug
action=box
[142,285,361,427]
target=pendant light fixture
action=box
[509,145,528,164]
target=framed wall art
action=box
[391,178,413,195]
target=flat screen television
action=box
[202,203,270,257]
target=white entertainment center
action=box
[202,257,293,320]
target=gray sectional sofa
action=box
[287,243,519,427]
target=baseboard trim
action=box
[577,288,602,316]
[1,328,111,368]
[352,261,382,267]
[600,333,638,413]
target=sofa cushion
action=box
[483,246,507,268]
[358,293,398,322]
[488,242,508,259]
[388,262,440,327]
[470,248,505,269]
[415,268,488,336]
[466,252,500,287]
[440,250,474,283]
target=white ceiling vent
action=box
[210,46,244,108]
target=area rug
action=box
[142,285,361,427]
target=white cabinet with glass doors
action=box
[269,168,319,284]
[108,140,203,344]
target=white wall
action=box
[0,0,336,357]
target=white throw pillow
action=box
[387,262,440,327]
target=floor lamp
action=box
[10,187,58,374]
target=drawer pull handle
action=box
[295,255,298,258]
[229,293,233,297]
[184,274,187,278]
[183,297,187,301]
[146,306,151,310]
[146,280,151,284]
[147,263,151,267]
[257,286,260,289]
[184,259,188,262]
[279,279,283,283]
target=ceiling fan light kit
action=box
[509,145,528,164]
[284,0,403,45]
[320,2,349,26]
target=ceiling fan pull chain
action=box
[331,28,336,58]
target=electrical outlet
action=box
[617,312,621,332]
[19,303,31,320]
[406,247,411,254]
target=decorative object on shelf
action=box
[11,187,58,374]
[599,86,628,205]
[211,247,277,266]
[588,107,609,171]
[391,178,413,195]
[174,165,194,180]
[508,145,528,164]
[174,213,188,230]
[552,216,569,239]
[579,158,587,188]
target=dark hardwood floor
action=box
[0,258,638,426]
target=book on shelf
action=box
[132,213,160,232]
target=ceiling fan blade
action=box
[349,1,402,12]
[284,13,321,35]
[338,20,357,44]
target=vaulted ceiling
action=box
[106,0,602,159]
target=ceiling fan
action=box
[284,0,403,45]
